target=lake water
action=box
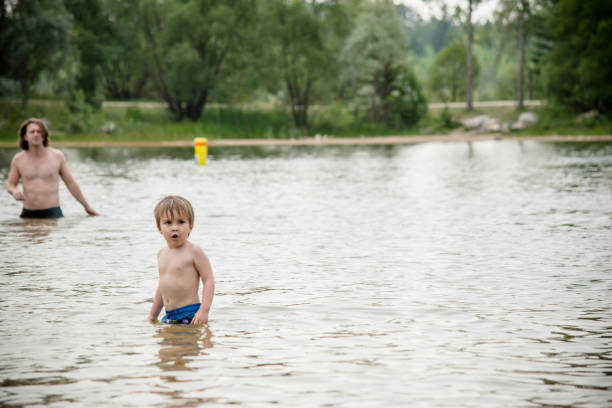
[0,140,611,407]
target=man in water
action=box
[6,118,99,218]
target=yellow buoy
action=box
[194,137,207,165]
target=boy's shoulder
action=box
[183,241,209,262]
[186,240,206,254]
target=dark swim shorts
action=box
[161,303,201,324]
[20,206,64,219]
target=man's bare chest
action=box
[19,157,61,182]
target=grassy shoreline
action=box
[1,99,611,147]
[1,133,611,149]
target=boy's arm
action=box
[58,151,99,215]
[191,247,215,325]
[148,286,163,322]
[7,155,24,200]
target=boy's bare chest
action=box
[158,252,196,278]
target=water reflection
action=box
[3,218,59,245]
[150,324,216,406]
[40,144,413,164]
[69,147,193,163]
[154,324,213,373]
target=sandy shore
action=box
[0,133,611,148]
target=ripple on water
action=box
[0,141,611,407]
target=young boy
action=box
[148,195,215,324]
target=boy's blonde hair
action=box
[154,195,194,229]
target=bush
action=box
[439,107,455,129]
[65,90,95,133]
[383,66,428,128]
[542,0,612,113]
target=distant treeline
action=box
[0,0,610,131]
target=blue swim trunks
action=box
[161,303,201,324]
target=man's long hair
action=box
[18,118,49,150]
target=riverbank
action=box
[1,133,611,148]
[2,99,611,146]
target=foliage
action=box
[520,106,612,135]
[473,16,518,101]
[51,0,153,115]
[0,0,71,107]
[428,41,479,102]
[99,0,152,100]
[259,0,337,132]
[527,12,553,76]
[463,0,484,111]
[65,90,95,133]
[3,0,611,136]
[63,0,108,109]
[383,66,427,127]
[401,3,459,55]
[3,100,612,144]
[140,0,257,121]
[341,0,426,127]
[541,0,612,113]
[438,106,456,129]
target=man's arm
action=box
[57,151,99,215]
[6,155,24,201]
[191,246,215,325]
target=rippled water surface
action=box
[1,141,611,407]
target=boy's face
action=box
[158,211,193,247]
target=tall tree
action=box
[432,4,453,52]
[437,0,483,109]
[516,0,528,110]
[464,0,481,111]
[497,0,532,110]
[141,0,257,121]
[99,0,150,100]
[423,0,483,109]
[0,0,70,107]
[57,0,151,103]
[64,0,113,108]
[542,0,612,113]
[261,0,330,131]
[526,11,552,100]
[428,41,480,102]
[341,0,426,127]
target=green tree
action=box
[428,41,480,102]
[99,0,151,100]
[341,0,426,127]
[384,65,427,128]
[526,11,552,100]
[0,0,70,107]
[421,0,483,109]
[542,0,612,113]
[141,0,257,121]
[259,0,350,132]
[61,0,151,103]
[64,0,112,108]
[437,0,483,109]
[464,0,482,111]
[497,0,534,110]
